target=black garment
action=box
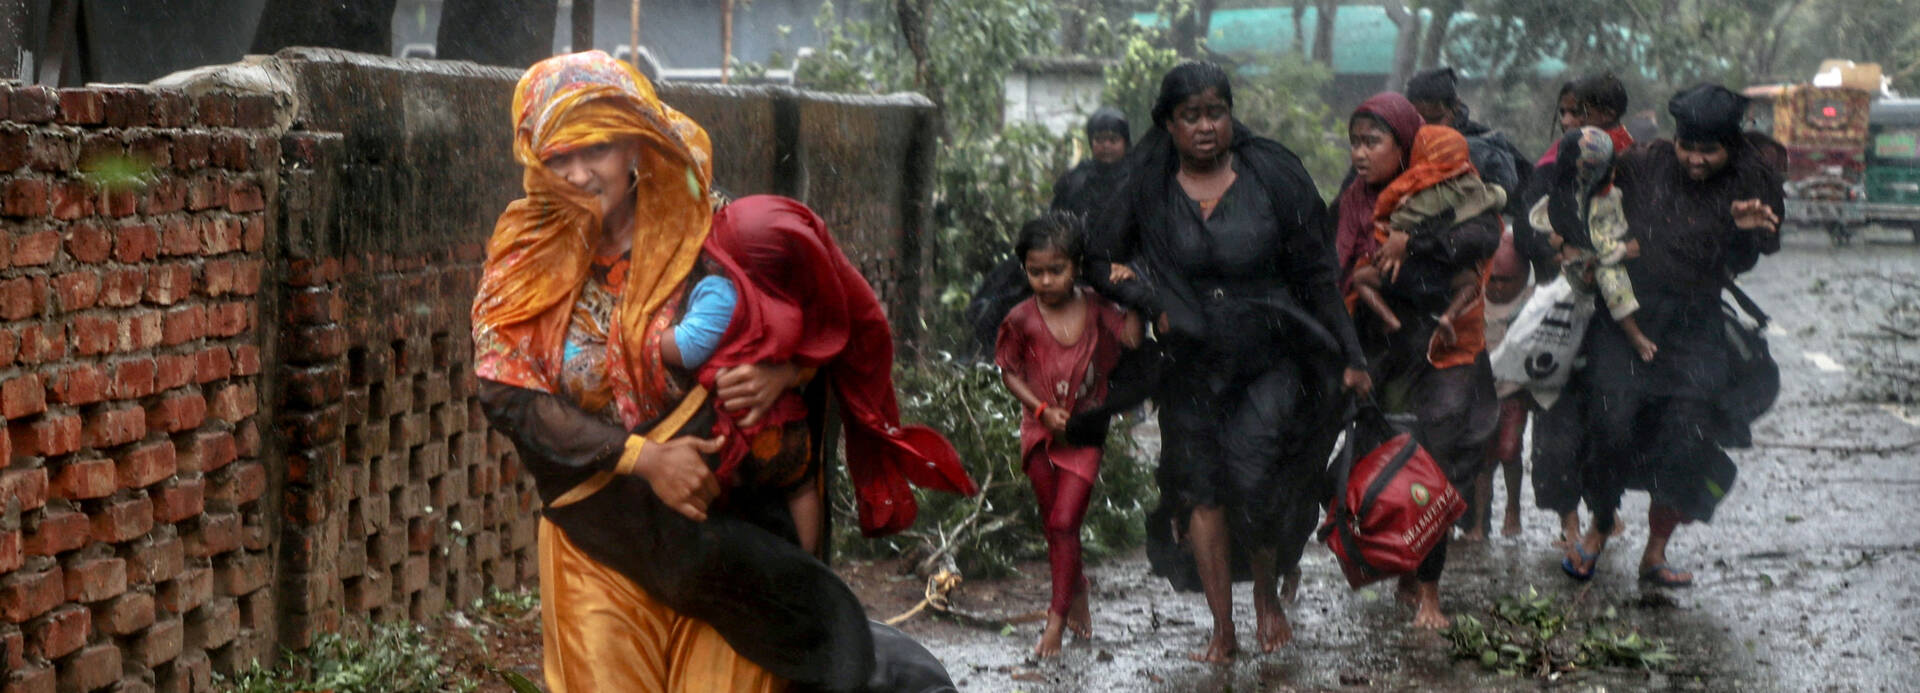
[1529,388,1587,515]
[478,382,878,690]
[1089,122,1361,591]
[1512,154,1564,281]
[1051,159,1130,221]
[1573,135,1783,524]
[961,257,1028,360]
[1454,117,1534,221]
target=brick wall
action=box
[1,84,279,693]
[0,46,937,690]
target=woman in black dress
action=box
[1090,62,1371,662]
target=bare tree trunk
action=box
[895,0,946,138]
[1291,0,1308,55]
[1171,0,1217,57]
[1383,1,1419,92]
[1418,0,1461,70]
[1311,0,1338,67]
[1060,0,1097,55]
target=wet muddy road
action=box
[852,231,1920,692]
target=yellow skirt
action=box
[539,518,787,692]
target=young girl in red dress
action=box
[995,212,1142,657]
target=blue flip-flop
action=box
[1639,563,1694,588]
[1561,543,1600,581]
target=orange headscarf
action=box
[1372,125,1476,233]
[472,51,715,424]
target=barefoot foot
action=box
[1255,596,1293,653]
[1459,527,1487,543]
[1412,583,1450,630]
[1034,614,1066,658]
[1189,627,1237,664]
[1281,567,1301,605]
[1067,591,1092,639]
[1395,574,1420,607]
[1501,511,1523,538]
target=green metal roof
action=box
[1134,7,1567,77]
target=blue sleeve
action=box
[674,276,737,369]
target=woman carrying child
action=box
[996,212,1142,657]
[1335,93,1501,629]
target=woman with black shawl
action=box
[1088,62,1370,662]
[1562,84,1782,587]
[1333,91,1502,629]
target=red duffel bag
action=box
[1317,412,1466,589]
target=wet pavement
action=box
[874,231,1920,692]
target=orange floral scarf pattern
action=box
[471,51,715,428]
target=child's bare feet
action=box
[1411,582,1450,629]
[1066,590,1092,639]
[1501,507,1523,538]
[1254,593,1293,652]
[1459,526,1487,543]
[1189,625,1237,663]
[1034,613,1067,658]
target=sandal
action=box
[1561,543,1600,581]
[1638,563,1694,588]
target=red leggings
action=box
[1026,458,1095,616]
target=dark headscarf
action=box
[1406,67,1459,106]
[1085,106,1130,141]
[1670,83,1750,145]
[1334,92,1423,281]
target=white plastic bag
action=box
[1488,275,1595,399]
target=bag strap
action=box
[1722,273,1770,328]
[1356,436,1422,521]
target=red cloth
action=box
[702,195,976,537]
[993,293,1129,485]
[1538,123,1635,166]
[1335,92,1425,289]
[1025,448,1094,616]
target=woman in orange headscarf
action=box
[471,51,886,692]
[1335,114,1502,631]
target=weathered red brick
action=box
[12,412,81,457]
[159,214,200,254]
[100,184,139,217]
[0,530,20,574]
[0,330,15,368]
[56,89,104,124]
[23,508,90,557]
[124,536,184,586]
[233,94,277,128]
[0,468,49,512]
[113,222,159,263]
[196,93,235,127]
[242,214,265,251]
[227,181,264,213]
[130,133,173,170]
[116,441,175,490]
[151,477,204,524]
[123,309,164,352]
[0,127,23,171]
[139,176,186,215]
[91,496,154,543]
[108,357,156,399]
[159,305,204,346]
[1,565,64,622]
[50,459,116,501]
[150,89,191,128]
[208,383,256,423]
[63,557,126,603]
[50,180,95,220]
[186,596,237,650]
[2,374,46,418]
[135,616,184,669]
[207,301,248,337]
[92,591,154,636]
[232,344,260,376]
[63,222,112,264]
[234,420,260,457]
[11,231,59,266]
[79,132,124,169]
[193,346,231,383]
[145,392,205,433]
[5,661,57,693]
[177,430,235,475]
[287,287,343,324]
[185,513,239,559]
[153,354,195,392]
[83,406,146,449]
[207,462,264,508]
[156,566,210,615]
[9,85,58,122]
[68,314,117,356]
[2,178,51,218]
[50,270,101,313]
[56,641,120,693]
[27,130,76,173]
[99,267,147,308]
[215,551,269,598]
[99,87,151,128]
[46,364,107,405]
[287,254,342,289]
[25,603,88,658]
[12,323,63,365]
[196,215,242,255]
[184,173,224,213]
[229,258,263,296]
[3,280,48,333]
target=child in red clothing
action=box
[995,212,1141,658]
